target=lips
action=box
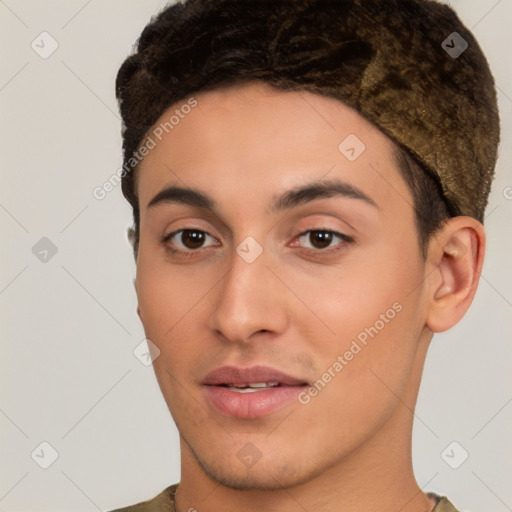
[202,365,309,387]
[202,365,309,418]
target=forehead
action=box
[136,80,409,218]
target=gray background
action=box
[0,1,511,511]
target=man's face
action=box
[134,81,431,489]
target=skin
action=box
[133,80,485,512]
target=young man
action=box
[111,0,500,510]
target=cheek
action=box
[297,239,424,424]
[137,239,193,324]
[327,267,423,442]
[136,254,180,343]
[303,305,420,447]
[293,241,422,349]
[135,250,215,365]
[136,256,209,414]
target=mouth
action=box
[202,365,309,418]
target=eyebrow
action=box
[146,179,378,213]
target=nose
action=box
[206,245,289,344]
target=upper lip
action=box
[202,365,309,386]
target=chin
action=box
[193,444,324,491]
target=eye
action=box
[294,229,353,252]
[162,229,218,254]
[161,227,353,258]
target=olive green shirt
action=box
[109,484,460,512]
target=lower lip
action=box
[203,385,306,418]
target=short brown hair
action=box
[116,0,499,259]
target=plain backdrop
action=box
[1,1,511,511]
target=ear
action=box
[425,216,486,333]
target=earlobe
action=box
[425,217,485,333]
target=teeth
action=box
[225,381,280,392]
[226,387,265,393]
[247,381,279,388]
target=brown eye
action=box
[296,229,352,252]
[180,229,206,249]
[162,229,218,253]
[307,231,334,249]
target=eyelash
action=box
[160,227,354,258]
